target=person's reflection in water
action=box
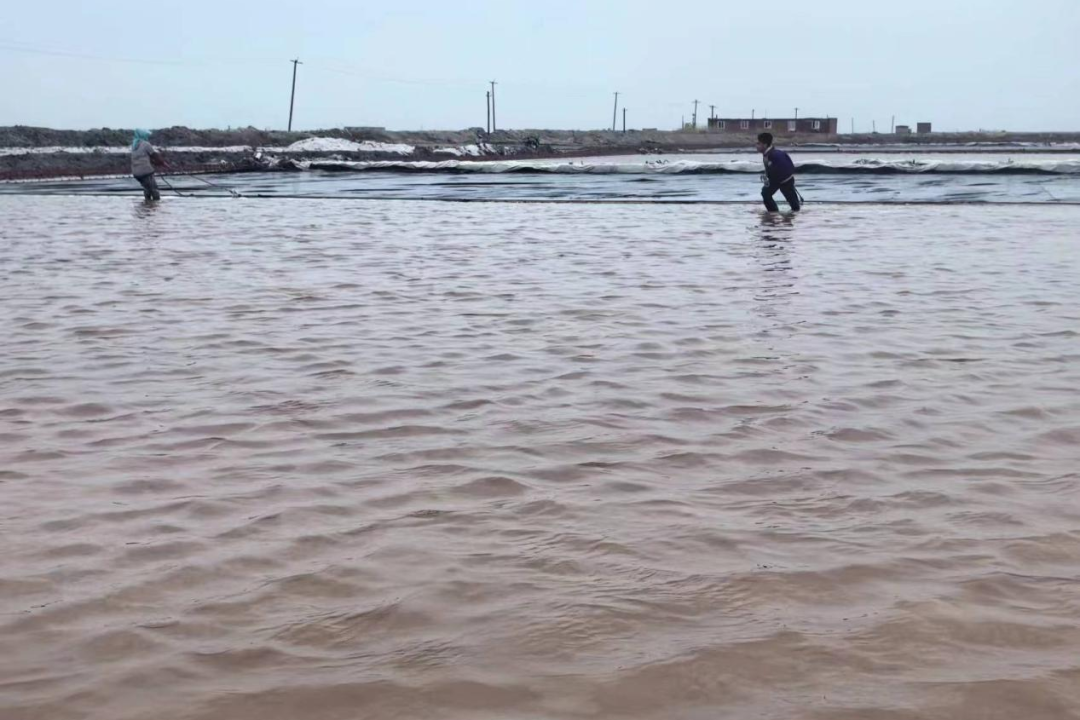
[751,212,798,321]
[131,195,166,244]
[132,200,161,220]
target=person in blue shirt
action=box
[756,132,801,212]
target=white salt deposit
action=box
[283,138,415,154]
[433,144,494,157]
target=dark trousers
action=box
[762,178,800,212]
[135,173,161,201]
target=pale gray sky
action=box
[2,0,1077,132]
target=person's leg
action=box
[761,183,780,212]
[136,174,161,200]
[779,179,801,211]
[136,174,153,199]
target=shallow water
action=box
[2,197,1079,720]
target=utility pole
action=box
[795,107,799,120]
[623,107,627,133]
[612,92,619,132]
[287,58,302,132]
[752,108,755,120]
[489,80,497,133]
[709,104,716,119]
[692,99,700,129]
[486,91,491,134]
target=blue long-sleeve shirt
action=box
[763,147,796,186]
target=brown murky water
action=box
[2,197,1079,720]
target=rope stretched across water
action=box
[0,188,1075,206]
[159,172,241,198]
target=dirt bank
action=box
[4,125,1080,150]
[3,125,1079,181]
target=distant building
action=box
[895,125,912,135]
[707,117,838,134]
[917,122,933,134]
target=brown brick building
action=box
[706,117,839,135]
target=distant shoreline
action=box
[3,126,1078,182]
[4,125,1080,149]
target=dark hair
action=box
[757,132,774,145]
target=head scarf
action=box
[132,129,151,150]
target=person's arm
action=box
[765,152,783,185]
[149,145,168,170]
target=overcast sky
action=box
[2,0,1077,132]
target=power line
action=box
[0,39,476,88]
[0,38,278,67]
[0,40,738,112]
[312,61,476,88]
[1,40,884,131]
[0,40,189,66]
